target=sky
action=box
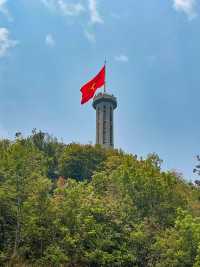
[0,0,200,181]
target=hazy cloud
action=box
[40,0,53,9]
[41,0,85,16]
[41,0,103,23]
[173,0,197,19]
[0,0,7,15]
[57,1,85,16]
[88,0,103,24]
[0,28,18,58]
[84,30,96,43]
[45,33,55,47]
[41,0,103,43]
[0,0,13,21]
[115,55,129,63]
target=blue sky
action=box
[0,0,200,180]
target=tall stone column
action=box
[93,93,117,148]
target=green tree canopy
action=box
[0,131,199,266]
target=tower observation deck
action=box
[93,92,117,148]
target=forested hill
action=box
[1,130,200,267]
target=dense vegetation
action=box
[0,130,200,266]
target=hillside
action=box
[0,130,200,267]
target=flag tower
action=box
[93,92,117,148]
[92,61,117,148]
[80,62,117,148]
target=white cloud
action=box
[0,0,12,21]
[45,33,55,47]
[41,0,104,23]
[115,55,129,63]
[84,30,95,43]
[173,0,197,19]
[0,28,18,58]
[88,0,103,24]
[41,0,104,41]
[0,0,7,14]
[41,0,85,16]
[58,1,85,16]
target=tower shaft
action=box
[93,93,117,149]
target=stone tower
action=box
[93,92,117,148]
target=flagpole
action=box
[104,58,106,93]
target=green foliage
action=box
[0,131,199,266]
[58,143,107,181]
[151,209,200,267]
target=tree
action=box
[151,209,200,267]
[58,143,107,181]
[27,129,65,179]
[0,135,48,262]
[0,132,200,266]
[194,155,200,176]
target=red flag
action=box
[80,65,105,105]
